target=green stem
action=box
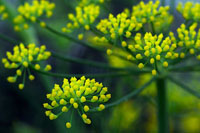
[156,77,168,133]
[37,20,104,52]
[89,77,156,112]
[167,76,200,98]
[51,51,121,70]
[29,64,134,78]
[151,22,155,35]
[0,33,19,44]
[169,63,200,72]
[38,21,139,65]
[51,51,147,73]
[90,25,138,64]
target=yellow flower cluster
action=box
[2,43,52,90]
[95,12,142,42]
[94,0,172,44]
[177,2,200,22]
[79,0,104,7]
[43,76,111,128]
[0,5,8,20]
[131,0,173,33]
[13,0,55,31]
[131,32,178,75]
[62,4,100,40]
[170,23,200,59]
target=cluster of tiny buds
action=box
[177,2,200,22]
[43,76,111,129]
[106,32,179,75]
[95,0,173,58]
[170,23,200,60]
[13,0,55,31]
[95,12,142,43]
[0,4,8,20]
[62,4,100,40]
[132,0,173,33]
[2,43,52,90]
[132,32,179,75]
[131,0,170,24]
[106,21,200,76]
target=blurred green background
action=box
[1,0,200,132]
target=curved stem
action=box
[91,25,137,60]
[39,21,139,65]
[167,75,200,98]
[29,64,134,78]
[89,77,156,112]
[169,63,200,72]
[0,33,20,44]
[86,25,139,65]
[37,20,104,52]
[51,51,121,70]
[51,51,148,73]
[156,77,168,133]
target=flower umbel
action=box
[95,12,142,42]
[177,2,200,22]
[13,0,55,31]
[2,43,51,89]
[43,76,111,128]
[62,4,100,39]
[170,23,200,59]
[132,32,178,75]
[131,0,173,33]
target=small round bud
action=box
[66,122,71,128]
[35,64,41,70]
[29,75,35,81]
[73,102,78,108]
[62,106,68,112]
[80,96,86,103]
[18,84,24,90]
[138,63,144,69]
[40,21,46,27]
[98,104,105,111]
[152,69,157,75]
[16,69,22,76]
[78,34,84,40]
[84,105,90,112]
[23,61,28,67]
[82,114,87,119]
[106,49,112,55]
[163,61,168,67]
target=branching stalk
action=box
[37,20,104,52]
[167,76,200,98]
[89,77,156,112]
[29,64,134,78]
